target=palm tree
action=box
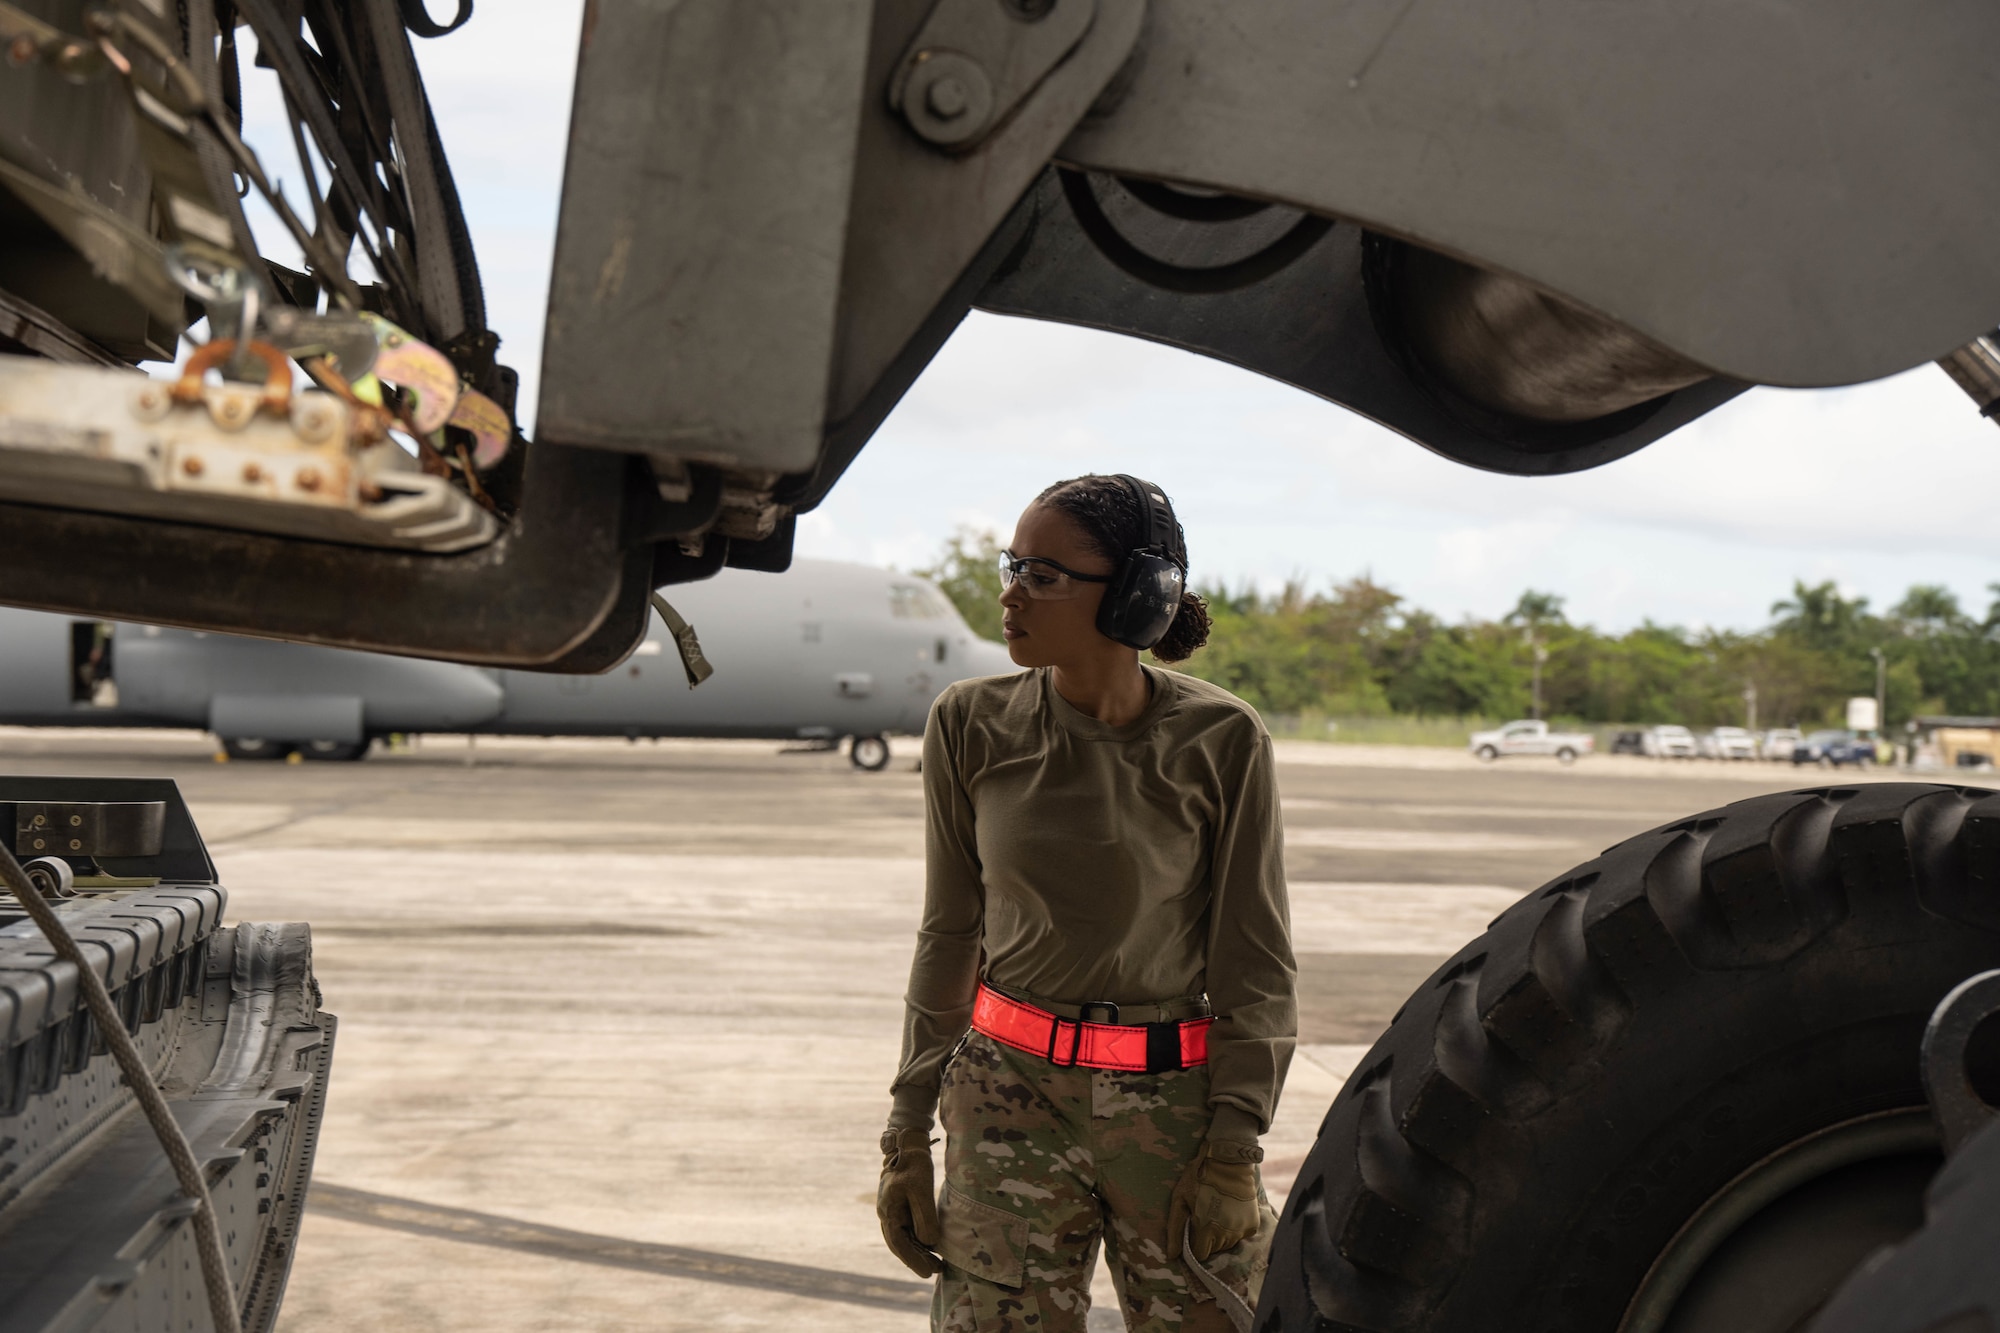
[1505,591,1565,719]
[1506,590,1567,631]
[1770,580,1868,650]
[1890,584,1966,637]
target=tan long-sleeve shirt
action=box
[890,665,1296,1141]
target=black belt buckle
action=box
[1145,1021,1185,1074]
[1047,1017,1077,1066]
[1079,1000,1120,1025]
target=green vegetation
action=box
[914,527,1004,642]
[1258,712,1511,746]
[917,530,2000,734]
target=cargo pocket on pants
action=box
[936,1183,1046,1332]
[937,1182,1029,1288]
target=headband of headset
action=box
[1095,475,1187,651]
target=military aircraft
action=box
[0,560,1014,770]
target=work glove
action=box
[877,1127,942,1278]
[1167,1137,1264,1264]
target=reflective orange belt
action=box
[971,983,1212,1073]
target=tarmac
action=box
[0,728,1942,1331]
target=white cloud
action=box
[1434,519,1568,590]
[814,316,2000,629]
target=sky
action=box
[237,3,2000,635]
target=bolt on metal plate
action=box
[13,801,167,859]
[888,0,1098,151]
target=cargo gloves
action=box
[877,1127,941,1277]
[1168,1136,1264,1264]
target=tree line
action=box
[916,528,2000,728]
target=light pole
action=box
[1743,679,1757,732]
[1530,641,1548,720]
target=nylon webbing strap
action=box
[649,593,715,689]
[1145,1020,1185,1073]
[1182,1227,1255,1333]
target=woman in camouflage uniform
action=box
[877,475,1297,1333]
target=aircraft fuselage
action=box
[0,561,1014,748]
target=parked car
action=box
[1469,719,1596,764]
[1792,729,1877,768]
[1610,730,1647,755]
[1642,724,1699,758]
[1761,728,1804,762]
[1699,726,1759,760]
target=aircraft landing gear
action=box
[850,734,891,772]
[300,739,370,762]
[220,737,292,760]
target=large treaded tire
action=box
[1259,783,2000,1333]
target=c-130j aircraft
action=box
[0,560,1016,770]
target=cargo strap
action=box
[1182,1226,1255,1332]
[649,593,715,689]
[971,983,1211,1074]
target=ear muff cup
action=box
[1094,475,1188,651]
[1096,550,1186,649]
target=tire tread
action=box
[1269,783,2000,1333]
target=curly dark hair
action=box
[1034,474,1212,663]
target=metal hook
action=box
[1922,968,2000,1153]
[163,243,265,380]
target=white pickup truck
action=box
[1469,719,1596,764]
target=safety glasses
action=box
[997,552,1113,601]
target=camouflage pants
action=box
[931,1031,1276,1333]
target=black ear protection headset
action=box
[1095,475,1188,651]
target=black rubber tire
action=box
[1557,747,1577,765]
[1258,784,2000,1333]
[851,734,892,772]
[1476,746,1499,763]
[221,737,292,760]
[299,739,369,762]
